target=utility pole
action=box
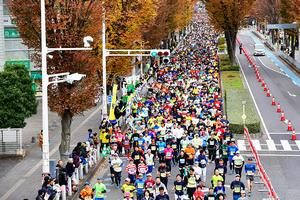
[41,0,50,175]
[102,0,107,118]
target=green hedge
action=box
[218,44,226,52]
[218,37,225,45]
[225,89,260,134]
[221,65,239,71]
[219,54,231,66]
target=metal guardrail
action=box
[0,128,24,157]
[244,127,279,200]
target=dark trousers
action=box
[114,171,121,186]
[235,167,242,177]
[208,149,216,161]
[166,159,172,171]
[187,187,196,199]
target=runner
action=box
[232,151,244,177]
[135,174,146,200]
[244,158,256,197]
[111,153,123,188]
[121,178,136,199]
[93,178,107,200]
[230,175,245,200]
[173,174,186,200]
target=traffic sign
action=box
[241,114,247,120]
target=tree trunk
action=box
[225,30,237,65]
[59,109,73,161]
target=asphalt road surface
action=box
[92,156,267,200]
[236,30,300,199]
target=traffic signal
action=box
[150,50,170,58]
[150,49,170,64]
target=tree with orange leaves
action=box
[8,0,103,158]
[206,0,255,64]
[250,0,280,24]
[8,0,196,159]
[281,0,300,23]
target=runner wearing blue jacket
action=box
[244,158,256,197]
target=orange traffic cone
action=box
[280,111,285,121]
[258,77,262,82]
[266,89,271,97]
[271,96,276,106]
[287,120,293,131]
[264,85,268,91]
[261,80,265,87]
[292,130,297,141]
[277,103,281,113]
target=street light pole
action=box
[41,0,50,174]
[242,101,247,128]
[102,0,108,118]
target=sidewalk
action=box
[0,100,60,179]
[0,104,102,200]
[252,28,300,68]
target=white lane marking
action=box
[280,140,292,151]
[236,55,271,140]
[252,139,262,151]
[295,140,300,150]
[0,179,26,200]
[266,140,277,151]
[0,107,101,200]
[257,57,286,76]
[269,132,300,135]
[237,140,247,151]
[243,153,300,157]
[287,91,297,97]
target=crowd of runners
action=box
[78,7,258,200]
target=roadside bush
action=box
[218,54,231,66]
[221,65,239,71]
[218,37,225,45]
[218,44,226,52]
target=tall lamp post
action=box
[102,0,107,118]
[40,0,91,174]
[242,101,247,128]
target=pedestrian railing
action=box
[39,141,102,200]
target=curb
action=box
[70,157,107,200]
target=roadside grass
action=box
[222,71,243,89]
[220,55,261,134]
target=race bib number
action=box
[200,159,206,165]
[175,185,182,191]
[234,186,241,193]
[160,172,166,177]
[218,168,224,174]
[134,155,140,160]
[114,165,121,172]
[210,141,215,145]
[137,183,144,189]
[151,146,156,151]
[247,171,254,175]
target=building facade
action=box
[0,0,41,91]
